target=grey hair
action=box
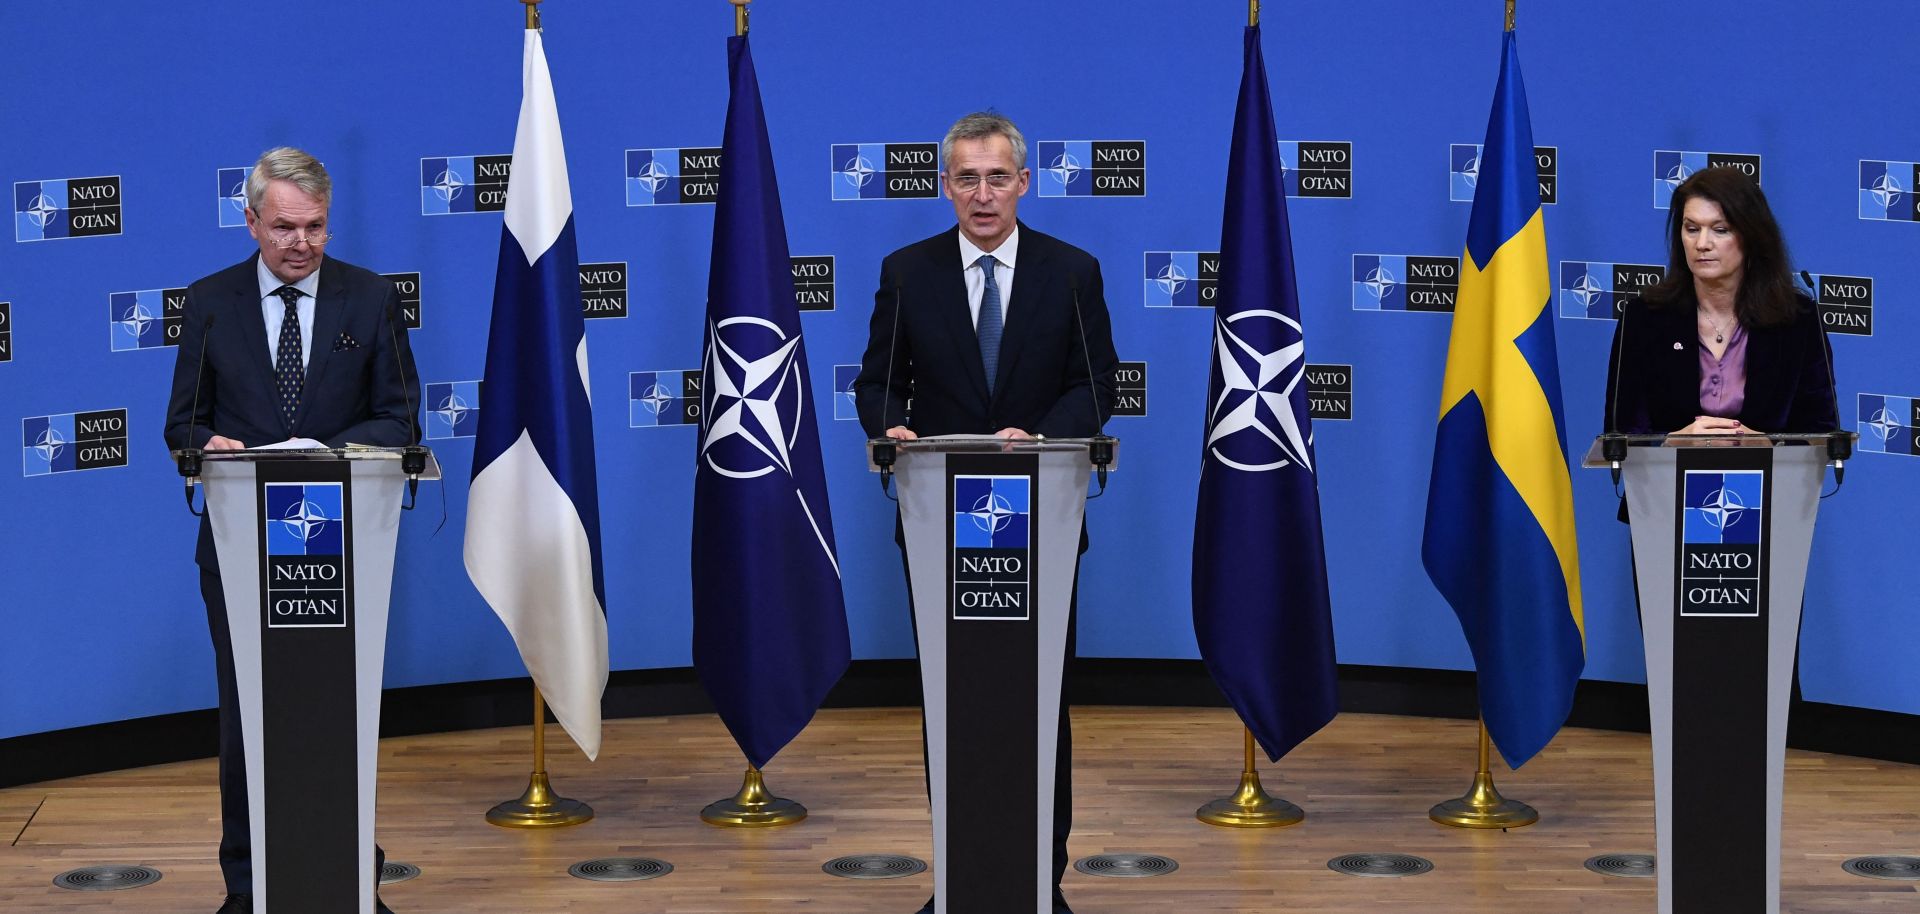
[940,111,1027,171]
[245,146,331,211]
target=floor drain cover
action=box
[1327,853,1434,877]
[823,854,928,879]
[380,861,422,884]
[1074,853,1179,877]
[1584,854,1656,878]
[52,865,163,891]
[569,857,674,882]
[1843,856,1920,880]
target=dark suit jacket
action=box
[164,253,420,566]
[1603,292,1838,436]
[854,223,1118,439]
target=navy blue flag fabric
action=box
[1190,24,1340,763]
[691,35,852,770]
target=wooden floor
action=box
[4,707,1919,912]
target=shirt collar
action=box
[256,255,322,301]
[957,224,1020,272]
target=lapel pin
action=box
[1673,342,1684,350]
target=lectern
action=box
[870,435,1114,914]
[1585,432,1852,914]
[199,448,437,914]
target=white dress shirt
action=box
[256,257,321,371]
[956,225,1019,329]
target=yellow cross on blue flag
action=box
[1421,27,1584,769]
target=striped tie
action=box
[975,254,1002,396]
[273,285,304,428]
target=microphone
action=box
[1804,270,1849,486]
[1603,298,1630,488]
[870,280,904,499]
[1068,277,1115,494]
[384,299,426,508]
[174,313,217,516]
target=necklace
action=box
[1699,308,1733,345]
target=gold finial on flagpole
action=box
[730,0,750,36]
[1249,0,1260,27]
[1428,719,1538,828]
[1505,0,1516,31]
[521,0,540,30]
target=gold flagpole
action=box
[731,0,749,35]
[1428,718,1537,828]
[1249,0,1259,28]
[1196,727,1304,827]
[522,0,540,29]
[1506,0,1516,32]
[488,686,594,827]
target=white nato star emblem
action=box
[1871,173,1905,209]
[1362,265,1397,304]
[1697,487,1747,530]
[1568,273,1604,311]
[118,300,156,339]
[25,194,60,228]
[1664,163,1692,189]
[1867,407,1901,441]
[701,315,805,479]
[434,392,471,428]
[635,159,673,195]
[224,180,247,215]
[33,427,66,463]
[1047,152,1082,186]
[1461,155,1481,188]
[1155,263,1189,296]
[839,155,877,190]
[278,499,331,542]
[967,492,1017,537]
[640,383,675,416]
[1205,309,1312,473]
[432,169,465,203]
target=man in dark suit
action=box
[164,147,416,914]
[854,111,1117,914]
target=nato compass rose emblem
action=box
[1697,486,1747,530]
[1871,172,1906,210]
[277,498,333,543]
[635,158,672,195]
[1663,161,1693,191]
[638,382,676,418]
[1460,154,1481,190]
[24,193,60,228]
[1155,262,1189,297]
[434,391,471,428]
[117,299,157,340]
[430,168,465,204]
[838,154,878,192]
[1360,264,1397,306]
[1567,272,1604,313]
[965,491,1019,537]
[1046,151,1083,187]
[701,315,808,480]
[32,426,66,464]
[1205,309,1312,473]
[1867,407,1902,443]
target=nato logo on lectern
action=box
[1279,141,1353,198]
[1143,252,1218,307]
[0,301,11,362]
[1653,150,1760,209]
[15,176,122,241]
[109,288,187,351]
[264,482,348,628]
[629,370,700,428]
[1558,262,1665,321]
[1037,141,1146,197]
[626,148,722,206]
[1859,160,1917,222]
[952,475,1031,620]
[1796,272,1873,336]
[425,381,481,440]
[420,155,511,215]
[1857,394,1919,457]
[1352,254,1460,312]
[383,273,422,330]
[831,142,940,200]
[22,409,129,476]
[1679,470,1764,618]
[217,167,250,228]
[1449,144,1557,204]
[579,262,627,320]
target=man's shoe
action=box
[215,895,252,914]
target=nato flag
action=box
[1191,24,1340,763]
[691,35,852,771]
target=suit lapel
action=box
[230,255,283,429]
[993,225,1048,397]
[301,261,348,420]
[934,229,990,403]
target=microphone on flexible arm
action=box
[1603,299,1630,489]
[1069,277,1116,496]
[1803,270,1850,488]
[174,313,217,516]
[869,280,903,500]
[384,299,426,509]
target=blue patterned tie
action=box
[975,254,1002,396]
[273,285,304,428]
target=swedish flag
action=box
[1421,28,1584,769]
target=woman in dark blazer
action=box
[1605,166,1838,439]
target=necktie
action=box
[976,254,1002,395]
[273,285,304,428]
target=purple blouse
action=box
[1698,323,1748,418]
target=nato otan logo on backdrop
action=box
[1653,150,1760,209]
[1559,261,1665,321]
[1037,141,1146,197]
[1857,393,1919,457]
[1679,469,1764,618]
[15,176,122,241]
[1143,251,1218,307]
[22,409,128,476]
[263,482,348,628]
[1352,254,1460,312]
[217,167,250,228]
[383,273,422,330]
[629,370,700,427]
[1279,141,1353,198]
[420,155,511,215]
[1,301,14,363]
[579,262,627,320]
[1797,272,1873,336]
[832,364,860,421]
[951,475,1032,620]
[1112,361,1147,417]
[1859,160,1917,222]
[626,147,722,206]
[1451,144,1557,204]
[831,142,941,200]
[1306,364,1353,421]
[791,256,835,312]
[108,288,186,351]
[425,381,481,440]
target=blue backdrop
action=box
[3,0,1915,740]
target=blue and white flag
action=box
[464,28,608,760]
[1191,24,1339,763]
[691,35,851,770]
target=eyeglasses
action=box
[264,226,332,248]
[946,173,1019,193]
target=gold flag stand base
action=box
[701,766,807,827]
[487,687,594,829]
[1429,720,1537,829]
[1197,728,1304,828]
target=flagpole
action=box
[1249,0,1259,27]
[521,0,539,29]
[1196,727,1304,827]
[1428,718,1537,828]
[731,0,748,35]
[1505,0,1516,31]
[488,686,595,827]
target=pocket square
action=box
[333,333,360,352]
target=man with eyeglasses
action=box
[164,146,417,914]
[855,111,1118,914]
